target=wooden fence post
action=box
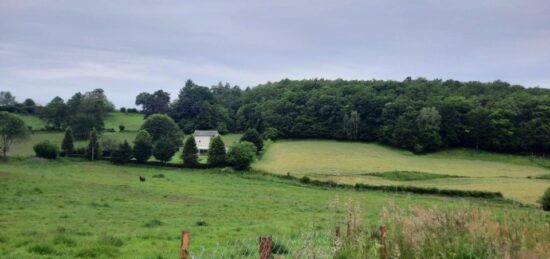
[181,230,189,259]
[379,225,387,259]
[259,236,272,259]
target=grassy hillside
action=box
[104,112,145,131]
[0,159,546,258]
[254,140,550,204]
[15,114,47,130]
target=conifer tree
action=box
[182,136,198,167]
[61,127,74,156]
[207,135,226,166]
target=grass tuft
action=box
[28,244,56,255]
[143,219,163,227]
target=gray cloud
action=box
[1,0,549,107]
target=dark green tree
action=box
[207,135,226,166]
[112,140,133,164]
[0,111,28,157]
[40,96,67,130]
[240,128,263,152]
[153,137,178,163]
[86,128,100,160]
[133,130,153,163]
[135,90,171,116]
[415,107,442,153]
[227,141,256,170]
[182,137,199,167]
[61,127,74,156]
[141,114,181,144]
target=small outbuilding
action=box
[193,130,219,154]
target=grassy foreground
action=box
[254,140,550,204]
[1,158,547,258]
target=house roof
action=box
[193,130,218,137]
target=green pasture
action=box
[253,140,550,204]
[0,159,545,258]
[104,112,145,131]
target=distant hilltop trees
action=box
[3,77,549,155]
[135,78,550,155]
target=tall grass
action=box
[331,199,550,258]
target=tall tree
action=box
[0,91,16,106]
[207,135,226,166]
[141,114,180,140]
[0,112,28,157]
[86,128,100,160]
[415,107,442,153]
[182,137,199,167]
[61,127,75,156]
[135,90,171,116]
[40,96,67,129]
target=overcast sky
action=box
[1,0,549,107]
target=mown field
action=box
[254,140,550,204]
[1,158,548,258]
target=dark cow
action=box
[139,176,145,182]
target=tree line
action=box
[135,78,550,154]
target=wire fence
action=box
[180,226,388,259]
[182,231,335,259]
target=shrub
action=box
[262,127,280,140]
[539,188,550,211]
[153,137,178,163]
[182,137,198,167]
[240,128,263,152]
[207,135,226,167]
[119,107,126,113]
[61,127,74,156]
[227,141,256,170]
[118,124,125,132]
[111,140,132,164]
[133,130,153,163]
[33,141,58,159]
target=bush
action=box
[118,124,125,132]
[133,130,153,163]
[182,137,199,167]
[207,135,226,167]
[539,188,550,211]
[111,140,132,164]
[240,128,263,152]
[33,141,58,159]
[262,127,280,140]
[227,141,256,170]
[153,137,178,163]
[119,107,126,113]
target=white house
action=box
[193,130,219,154]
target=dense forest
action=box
[136,78,550,154]
[2,77,549,154]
